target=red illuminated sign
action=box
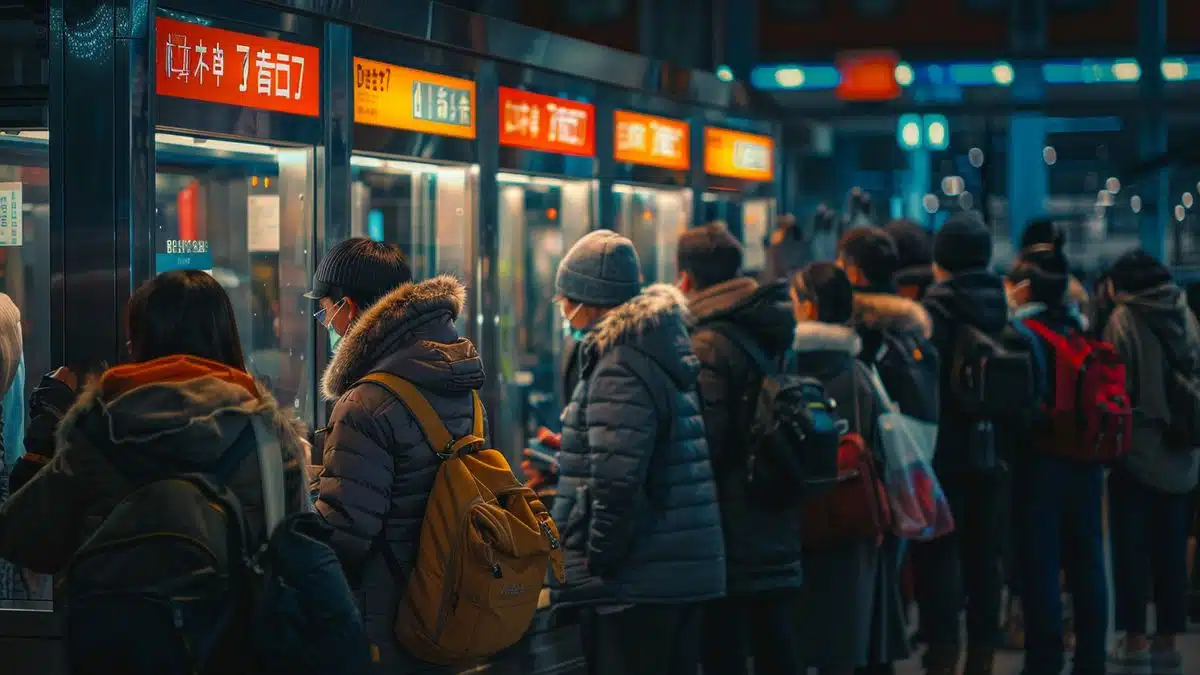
[498,87,595,157]
[836,51,901,102]
[155,17,321,117]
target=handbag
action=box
[801,362,892,550]
[865,366,955,541]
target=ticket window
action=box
[154,133,315,423]
[614,184,691,285]
[496,173,592,454]
[0,129,52,611]
[349,156,475,285]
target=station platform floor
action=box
[893,633,1200,674]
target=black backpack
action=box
[709,322,842,508]
[872,331,940,428]
[65,420,371,675]
[948,323,1035,420]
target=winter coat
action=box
[893,264,935,301]
[923,270,1011,474]
[315,275,486,670]
[851,291,934,367]
[1102,283,1200,493]
[688,277,801,595]
[550,284,725,608]
[783,322,910,668]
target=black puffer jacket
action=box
[315,276,486,669]
[550,284,725,608]
[922,270,1010,474]
[689,277,800,595]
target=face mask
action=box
[562,302,587,341]
[322,300,347,352]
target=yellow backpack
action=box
[359,373,565,665]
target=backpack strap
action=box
[252,417,288,535]
[706,321,777,376]
[1023,318,1087,357]
[359,372,485,459]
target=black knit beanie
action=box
[1108,249,1172,294]
[934,212,992,274]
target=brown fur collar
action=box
[852,292,933,339]
[590,283,691,356]
[321,275,466,399]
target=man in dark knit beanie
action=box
[884,219,936,300]
[916,211,1010,675]
[678,222,804,675]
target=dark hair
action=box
[1008,246,1069,304]
[1108,248,1172,294]
[127,270,247,370]
[883,218,933,268]
[793,262,854,325]
[676,221,744,289]
[1020,217,1065,253]
[838,226,899,289]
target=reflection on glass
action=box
[614,184,691,285]
[153,133,314,425]
[349,155,475,334]
[742,197,776,273]
[496,173,592,461]
[0,130,52,611]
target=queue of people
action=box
[0,209,1195,675]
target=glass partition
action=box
[349,155,476,333]
[0,129,52,610]
[613,184,691,285]
[742,197,776,273]
[153,133,315,424]
[496,173,593,460]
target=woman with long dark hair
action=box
[0,270,311,673]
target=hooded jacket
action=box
[923,270,1011,474]
[1102,283,1200,493]
[550,284,725,608]
[0,355,309,573]
[315,275,486,667]
[688,277,801,595]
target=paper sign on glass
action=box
[0,183,23,247]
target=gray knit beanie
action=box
[555,229,642,306]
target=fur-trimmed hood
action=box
[852,292,933,339]
[590,283,692,355]
[792,321,862,355]
[322,275,483,400]
[583,283,698,389]
[58,358,310,476]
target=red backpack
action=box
[1023,319,1133,462]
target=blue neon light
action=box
[749,64,841,91]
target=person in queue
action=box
[308,238,486,671]
[1101,250,1200,675]
[0,270,311,670]
[1002,247,1108,675]
[917,212,1009,675]
[548,229,724,675]
[882,219,935,301]
[1020,218,1091,328]
[786,262,909,675]
[677,223,801,675]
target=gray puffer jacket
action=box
[1103,282,1200,494]
[315,275,485,669]
[550,284,725,608]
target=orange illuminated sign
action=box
[155,17,320,117]
[836,51,901,102]
[498,87,595,157]
[353,58,477,139]
[704,127,774,182]
[613,110,689,171]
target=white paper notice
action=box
[0,183,22,247]
[247,194,281,253]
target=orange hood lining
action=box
[99,355,258,400]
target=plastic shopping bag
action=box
[867,367,955,541]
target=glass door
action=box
[742,197,776,274]
[154,132,315,422]
[496,173,593,461]
[614,184,692,285]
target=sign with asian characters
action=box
[613,110,689,171]
[353,58,476,139]
[704,127,775,182]
[155,17,320,117]
[498,87,595,157]
[0,183,22,247]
